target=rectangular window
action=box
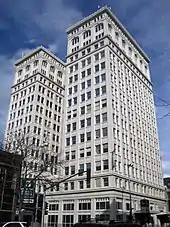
[95,53,99,61]
[103,177,109,186]
[103,160,109,170]
[80,134,85,143]
[95,64,99,72]
[87,91,91,100]
[72,136,76,145]
[102,85,106,94]
[95,76,100,84]
[95,88,100,97]
[65,166,69,175]
[96,129,100,139]
[72,122,76,131]
[81,119,85,128]
[81,94,85,102]
[87,118,91,126]
[81,106,85,114]
[87,79,91,87]
[71,165,75,175]
[96,145,101,154]
[103,127,108,137]
[102,113,107,122]
[87,104,91,113]
[71,151,76,159]
[79,181,84,189]
[81,82,85,90]
[96,115,100,124]
[87,132,91,141]
[101,73,106,81]
[87,68,91,75]
[96,161,101,171]
[103,143,108,153]
[101,62,105,70]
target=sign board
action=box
[21,178,35,204]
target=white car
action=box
[2,222,29,227]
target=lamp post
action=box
[127,164,133,222]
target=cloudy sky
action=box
[0,0,170,176]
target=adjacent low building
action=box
[0,150,22,222]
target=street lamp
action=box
[127,163,133,222]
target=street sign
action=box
[21,178,35,204]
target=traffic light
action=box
[86,168,91,188]
[45,202,48,215]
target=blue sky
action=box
[0,0,170,176]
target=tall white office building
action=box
[5,46,66,182]
[46,6,166,225]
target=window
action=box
[49,204,59,211]
[72,136,76,145]
[50,66,55,73]
[64,183,68,190]
[26,65,30,71]
[87,68,91,75]
[65,152,69,161]
[96,129,100,139]
[69,77,73,84]
[95,64,99,72]
[102,99,107,108]
[87,79,91,87]
[95,53,99,61]
[96,115,100,124]
[87,57,91,65]
[95,88,100,97]
[80,134,85,143]
[65,166,69,175]
[87,118,91,126]
[72,36,79,45]
[42,60,47,67]
[81,94,85,102]
[66,138,70,146]
[81,120,85,128]
[103,177,109,186]
[79,202,91,210]
[48,215,58,227]
[103,127,108,137]
[96,200,110,210]
[80,149,84,158]
[74,74,78,81]
[71,165,75,175]
[63,203,74,211]
[83,30,91,39]
[79,181,84,189]
[102,113,107,122]
[95,76,100,84]
[62,215,74,227]
[102,85,106,94]
[74,97,77,105]
[100,50,105,58]
[81,106,85,114]
[95,23,104,32]
[81,82,85,90]
[81,60,86,68]
[74,85,78,93]
[81,71,85,78]
[103,143,108,153]
[87,91,91,100]
[96,161,101,171]
[101,73,106,81]
[101,62,105,70]
[87,104,91,113]
[71,150,76,159]
[87,132,91,141]
[103,160,109,170]
[96,145,101,154]
[70,182,74,190]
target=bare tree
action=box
[2,130,65,220]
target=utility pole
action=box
[34,182,40,226]
[127,164,133,222]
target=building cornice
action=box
[66,6,149,63]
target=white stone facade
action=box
[46,6,166,225]
[5,46,66,185]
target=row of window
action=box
[69,61,105,74]
[70,40,104,59]
[68,86,106,106]
[66,128,108,146]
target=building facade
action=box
[164,178,170,212]
[5,46,66,185]
[0,150,22,222]
[46,6,166,225]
